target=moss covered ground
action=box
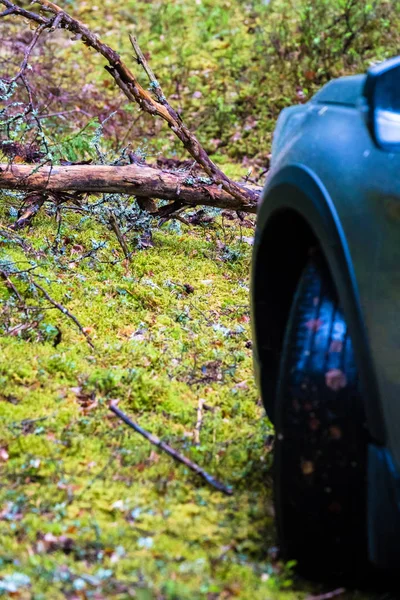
[0,204,283,599]
[1,0,400,597]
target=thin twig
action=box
[155,200,186,218]
[167,214,192,227]
[0,270,24,305]
[109,402,233,496]
[30,279,95,349]
[6,23,47,84]
[14,414,52,429]
[129,34,165,104]
[6,321,38,336]
[108,212,131,261]
[194,398,205,446]
[37,109,84,120]
[306,589,346,600]
[0,224,38,255]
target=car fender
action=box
[251,163,385,444]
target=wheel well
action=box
[253,208,318,420]
[252,167,385,442]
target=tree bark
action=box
[0,163,261,213]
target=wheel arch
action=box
[251,164,385,443]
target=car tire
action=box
[274,255,368,579]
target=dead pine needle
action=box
[109,401,233,496]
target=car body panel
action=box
[252,76,400,472]
[253,164,385,444]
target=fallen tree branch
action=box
[0,0,259,211]
[109,401,233,496]
[0,163,260,213]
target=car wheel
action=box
[274,255,368,578]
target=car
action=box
[251,56,400,578]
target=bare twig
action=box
[6,321,39,336]
[0,270,30,318]
[30,279,95,349]
[0,0,45,24]
[129,34,164,103]
[194,398,205,446]
[163,213,192,227]
[6,23,47,84]
[10,413,53,431]
[306,589,346,600]
[0,223,37,254]
[109,402,233,495]
[38,109,85,120]
[108,212,131,261]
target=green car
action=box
[251,56,400,577]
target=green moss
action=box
[0,203,288,598]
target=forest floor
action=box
[1,0,400,598]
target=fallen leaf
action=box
[301,460,314,475]
[0,448,9,462]
[325,369,347,391]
